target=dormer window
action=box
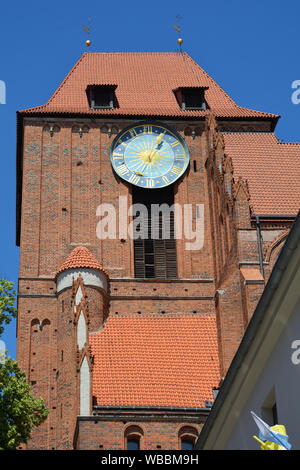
[87,85,117,109]
[174,87,208,111]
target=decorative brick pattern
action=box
[16,55,299,449]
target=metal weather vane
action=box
[82,18,92,47]
[174,15,183,52]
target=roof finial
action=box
[82,18,92,48]
[174,15,183,53]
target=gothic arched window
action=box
[124,425,144,450]
[178,426,199,450]
[132,186,177,279]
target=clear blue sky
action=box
[1,0,299,358]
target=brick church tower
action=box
[16,52,300,450]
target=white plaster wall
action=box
[77,311,87,350]
[57,268,107,293]
[75,286,83,306]
[80,356,90,416]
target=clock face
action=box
[110,122,189,188]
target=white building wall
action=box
[225,299,300,450]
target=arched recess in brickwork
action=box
[78,347,93,417]
[207,167,219,279]
[29,318,51,387]
[264,232,289,281]
[124,424,144,450]
[72,125,90,137]
[178,425,199,450]
[43,124,60,137]
[41,318,51,330]
[28,318,52,447]
[265,230,289,264]
[29,319,41,381]
[31,318,40,328]
[225,203,231,252]
[71,125,90,243]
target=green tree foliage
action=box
[0,279,49,450]
[0,358,49,450]
[0,280,17,336]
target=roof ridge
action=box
[18,53,89,114]
[222,131,277,135]
[92,313,216,322]
[278,141,300,145]
[17,53,279,121]
[237,106,279,118]
[46,53,88,107]
[184,54,238,108]
[84,51,192,55]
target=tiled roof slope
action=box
[56,246,107,277]
[223,132,300,215]
[19,52,278,120]
[90,314,220,408]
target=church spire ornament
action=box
[82,18,92,47]
[174,15,183,52]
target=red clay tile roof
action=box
[19,52,278,121]
[90,314,220,408]
[223,132,300,215]
[56,246,108,277]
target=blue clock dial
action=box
[110,122,189,188]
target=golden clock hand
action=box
[155,133,165,150]
[147,134,164,162]
[156,133,165,145]
[148,139,157,162]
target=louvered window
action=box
[87,85,116,109]
[133,187,177,279]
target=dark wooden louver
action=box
[133,187,178,279]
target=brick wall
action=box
[75,417,204,450]
[16,116,292,449]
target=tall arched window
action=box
[124,425,144,450]
[178,426,199,450]
[132,186,177,279]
